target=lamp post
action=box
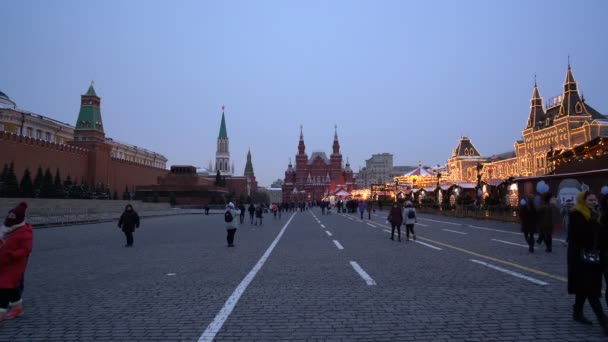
[436,170,442,205]
[476,162,483,205]
[395,179,399,203]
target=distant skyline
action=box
[2,0,607,187]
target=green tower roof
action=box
[219,112,228,138]
[75,84,104,132]
[85,84,97,96]
[244,150,254,176]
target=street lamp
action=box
[395,179,399,203]
[476,162,483,205]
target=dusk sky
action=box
[2,0,607,187]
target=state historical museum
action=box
[282,127,356,203]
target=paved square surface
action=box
[0,209,604,341]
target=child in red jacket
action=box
[0,202,33,321]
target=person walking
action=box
[403,201,417,241]
[519,196,537,253]
[358,201,367,220]
[238,203,246,224]
[0,202,33,321]
[538,192,558,253]
[224,202,239,247]
[118,204,140,247]
[248,204,255,224]
[366,201,372,219]
[255,205,263,226]
[568,191,608,335]
[599,192,608,309]
[561,198,574,245]
[272,203,279,220]
[387,203,403,242]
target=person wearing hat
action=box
[568,191,608,335]
[225,202,239,247]
[0,202,33,321]
[402,201,417,241]
[118,204,140,247]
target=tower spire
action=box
[559,62,587,117]
[219,106,228,139]
[332,125,340,155]
[215,106,230,173]
[244,149,254,177]
[298,125,306,155]
[526,78,545,129]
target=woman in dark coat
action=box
[599,193,608,309]
[387,203,403,242]
[118,204,140,247]
[519,196,537,253]
[568,191,608,335]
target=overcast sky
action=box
[2,0,607,187]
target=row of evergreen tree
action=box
[0,163,130,200]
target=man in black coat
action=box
[118,204,140,247]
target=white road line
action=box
[366,223,377,228]
[491,238,528,248]
[416,222,429,227]
[419,218,462,226]
[470,259,547,285]
[383,229,391,233]
[325,230,333,237]
[415,241,442,250]
[350,261,377,286]
[320,224,326,228]
[443,229,467,235]
[466,224,521,235]
[333,240,344,250]
[357,219,363,222]
[198,213,297,342]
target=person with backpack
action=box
[387,202,403,242]
[248,204,255,224]
[403,201,417,241]
[224,202,239,247]
[255,205,263,226]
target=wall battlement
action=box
[110,156,167,171]
[0,131,88,155]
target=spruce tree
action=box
[39,168,55,198]
[20,168,34,198]
[0,163,8,197]
[3,163,20,197]
[54,169,63,198]
[33,166,44,197]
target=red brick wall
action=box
[0,132,167,194]
[108,158,168,194]
[0,132,88,182]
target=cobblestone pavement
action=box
[0,210,605,341]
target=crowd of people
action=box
[4,189,608,337]
[520,190,608,335]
